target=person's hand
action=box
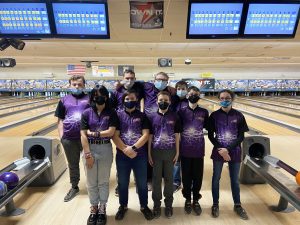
[114,80,122,89]
[123,146,137,159]
[218,148,231,161]
[148,153,154,166]
[173,152,179,164]
[86,156,94,169]
[87,130,99,137]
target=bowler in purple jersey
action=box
[110,69,144,111]
[178,86,209,216]
[55,75,89,202]
[143,72,177,118]
[110,69,144,196]
[112,89,153,221]
[208,89,249,220]
[172,80,189,193]
[81,85,118,225]
[148,91,181,219]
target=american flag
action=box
[67,65,86,76]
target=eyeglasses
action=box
[220,98,232,101]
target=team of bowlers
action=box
[55,71,249,225]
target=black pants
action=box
[61,138,82,188]
[152,149,176,208]
[181,156,204,201]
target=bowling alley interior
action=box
[0,0,300,225]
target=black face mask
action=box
[124,101,137,109]
[158,101,170,110]
[95,96,106,105]
[188,95,200,104]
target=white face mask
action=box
[121,80,135,89]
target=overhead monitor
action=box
[51,1,110,38]
[187,1,244,38]
[244,2,300,37]
[0,1,51,38]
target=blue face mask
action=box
[70,88,83,96]
[177,90,187,98]
[154,80,168,91]
[124,101,137,109]
[220,100,232,108]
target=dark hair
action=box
[123,69,135,76]
[187,86,200,93]
[121,89,138,103]
[69,75,85,84]
[155,72,169,80]
[175,80,188,89]
[157,90,171,101]
[90,85,110,109]
[218,89,235,100]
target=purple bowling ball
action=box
[0,172,19,190]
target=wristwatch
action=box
[132,145,137,151]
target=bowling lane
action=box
[45,128,59,137]
[258,96,300,106]
[205,97,300,127]
[200,100,300,136]
[0,114,57,137]
[240,97,300,110]
[0,99,58,116]
[234,98,300,116]
[0,97,48,108]
[0,104,56,126]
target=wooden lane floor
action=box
[237,97,300,110]
[0,114,57,137]
[44,128,58,136]
[0,97,46,106]
[253,96,300,106]
[199,100,300,136]
[0,99,58,116]
[234,98,300,116]
[0,136,299,225]
[204,97,300,127]
[0,104,56,126]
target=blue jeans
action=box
[116,154,148,208]
[173,160,181,186]
[212,161,241,205]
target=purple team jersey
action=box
[81,107,118,142]
[143,82,176,118]
[178,106,209,158]
[61,94,89,140]
[116,109,149,158]
[112,84,143,111]
[210,108,249,162]
[149,110,181,150]
[175,98,189,112]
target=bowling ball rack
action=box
[0,157,51,216]
[244,155,300,212]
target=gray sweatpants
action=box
[61,138,82,188]
[152,149,176,208]
[82,143,113,206]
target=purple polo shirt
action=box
[208,108,249,162]
[111,82,144,111]
[175,98,189,112]
[55,94,90,140]
[116,109,150,158]
[81,107,118,142]
[178,106,209,158]
[143,82,176,118]
[149,110,181,150]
